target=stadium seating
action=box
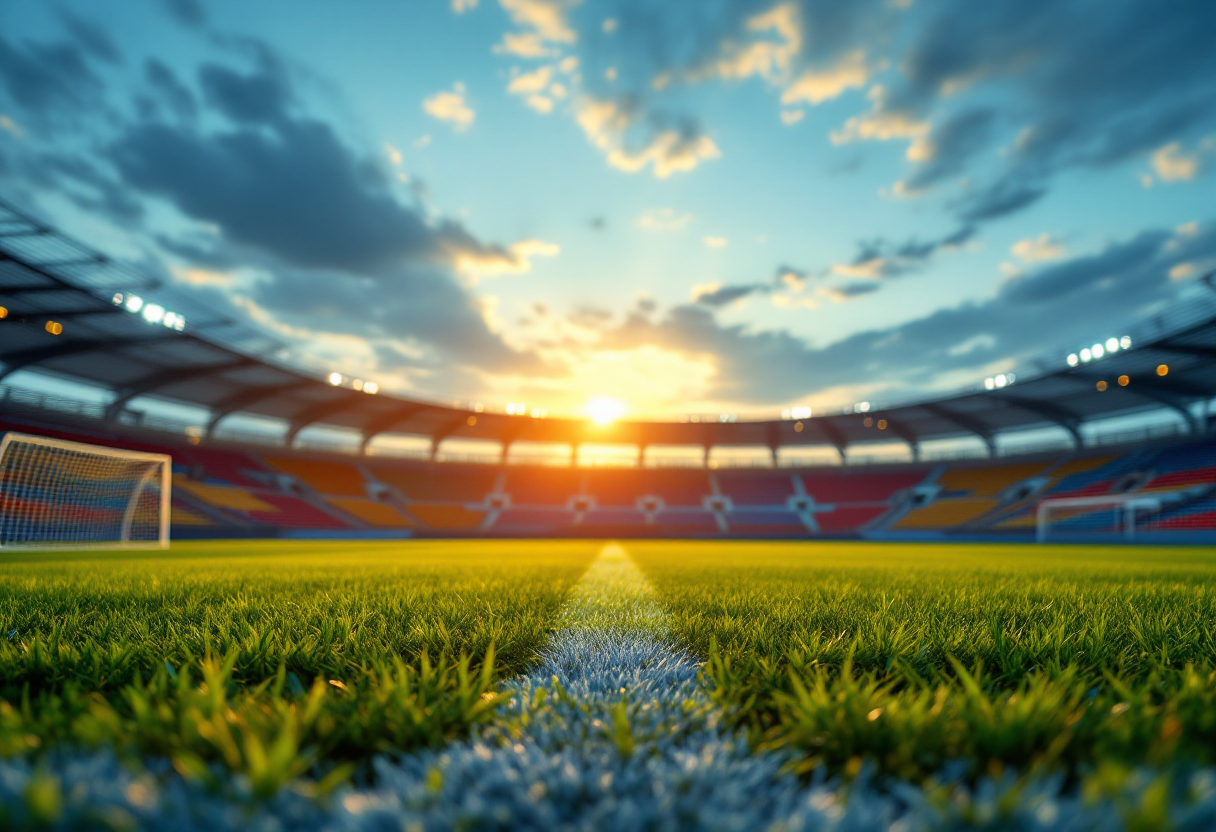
[3,413,1213,539]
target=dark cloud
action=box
[0,34,102,115]
[199,62,292,125]
[899,108,994,194]
[160,0,206,28]
[602,221,1216,403]
[953,182,1047,224]
[889,0,1216,221]
[17,153,143,225]
[844,225,975,279]
[145,59,197,120]
[695,283,770,308]
[56,8,121,65]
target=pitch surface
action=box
[1,539,1215,829]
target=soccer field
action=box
[2,539,1215,829]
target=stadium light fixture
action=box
[327,372,343,386]
[364,382,379,395]
[1080,348,1092,362]
[45,320,63,336]
[783,405,812,420]
[1105,337,1119,352]
[0,306,8,319]
[1120,335,1132,349]
[1091,343,1105,359]
[1157,364,1169,376]
[124,294,144,313]
[113,292,185,330]
[506,402,527,415]
[1067,353,1079,367]
[1118,375,1130,386]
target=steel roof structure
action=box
[2,197,1214,460]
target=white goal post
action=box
[1036,494,1161,543]
[0,432,171,550]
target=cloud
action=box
[452,0,479,12]
[780,109,804,125]
[703,235,728,248]
[692,282,768,308]
[1011,233,1066,263]
[56,9,122,65]
[832,225,975,280]
[781,49,871,106]
[843,1,1216,221]
[145,59,197,120]
[0,114,21,137]
[494,0,576,57]
[423,83,475,131]
[576,97,720,177]
[637,207,691,231]
[455,238,560,282]
[597,220,1216,404]
[160,0,206,28]
[1148,138,1215,183]
[0,31,104,119]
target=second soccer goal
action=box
[0,432,171,550]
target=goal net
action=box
[0,432,171,549]
[1035,495,1161,543]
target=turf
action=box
[0,539,598,790]
[629,541,1216,783]
[2,538,1214,820]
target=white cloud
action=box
[831,86,929,147]
[690,282,722,301]
[424,83,475,131]
[494,0,576,57]
[637,208,692,232]
[1151,139,1214,182]
[780,109,805,125]
[715,3,802,84]
[703,236,728,248]
[525,94,554,113]
[1011,233,1067,263]
[576,98,720,178]
[451,0,478,12]
[454,237,560,283]
[507,65,554,94]
[781,50,871,106]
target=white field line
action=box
[4,544,1216,829]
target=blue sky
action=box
[1,0,1214,419]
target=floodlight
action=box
[125,295,144,312]
[1120,335,1131,349]
[1105,337,1119,352]
[327,372,343,386]
[1080,348,1092,362]
[1067,354,1079,366]
[1091,343,1104,359]
[142,304,165,324]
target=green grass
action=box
[3,538,1215,797]
[0,540,597,792]
[629,541,1216,784]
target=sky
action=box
[1,0,1214,421]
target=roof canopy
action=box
[3,197,1214,455]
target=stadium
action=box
[2,2,1216,829]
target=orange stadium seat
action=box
[262,455,369,496]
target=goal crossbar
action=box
[1036,494,1161,543]
[0,432,172,550]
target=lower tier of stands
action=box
[2,415,1214,540]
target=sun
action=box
[586,396,626,425]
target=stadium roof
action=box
[2,197,1214,458]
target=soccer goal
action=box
[1035,494,1161,543]
[0,432,171,549]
